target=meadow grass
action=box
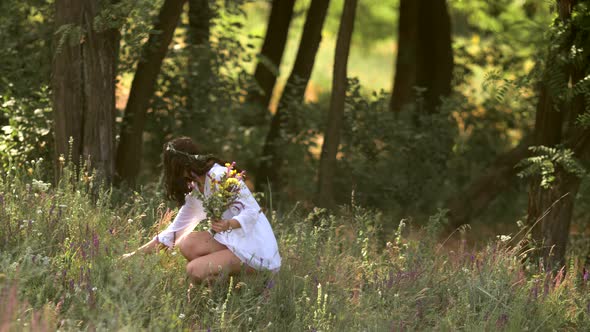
[1,164,589,331]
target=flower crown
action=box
[165,142,211,162]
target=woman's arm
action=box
[155,194,206,247]
[121,236,164,258]
[122,194,206,258]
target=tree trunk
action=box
[446,136,532,230]
[115,0,186,186]
[256,0,331,190]
[528,171,581,268]
[185,0,211,128]
[526,0,587,268]
[390,0,417,112]
[415,0,453,112]
[188,0,209,47]
[244,0,296,126]
[53,0,84,168]
[53,0,117,182]
[317,0,357,209]
[390,0,453,113]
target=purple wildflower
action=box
[583,268,589,283]
[386,270,394,289]
[93,233,99,251]
[496,313,509,328]
[532,281,539,299]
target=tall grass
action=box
[1,163,589,331]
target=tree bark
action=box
[256,0,331,190]
[446,136,532,230]
[185,0,211,126]
[52,0,117,182]
[115,0,186,186]
[188,0,210,85]
[526,0,588,268]
[390,0,453,113]
[390,0,417,112]
[317,0,357,209]
[53,0,84,168]
[415,0,453,112]
[244,0,296,126]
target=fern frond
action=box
[516,145,587,188]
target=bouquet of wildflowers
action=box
[192,162,245,235]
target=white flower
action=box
[91,287,97,292]
[497,235,511,242]
[127,218,133,224]
[178,313,185,319]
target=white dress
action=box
[155,163,281,271]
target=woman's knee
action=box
[186,260,216,282]
[178,239,194,260]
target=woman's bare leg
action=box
[177,231,227,261]
[185,249,254,283]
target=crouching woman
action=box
[123,137,281,282]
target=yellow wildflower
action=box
[226,178,239,186]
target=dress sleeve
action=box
[231,182,261,236]
[155,194,206,247]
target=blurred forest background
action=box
[3,0,590,329]
[2,0,590,278]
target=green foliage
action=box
[578,111,590,128]
[336,79,456,216]
[517,145,587,188]
[116,0,166,74]
[0,0,53,99]
[0,87,53,176]
[1,173,590,330]
[140,0,273,181]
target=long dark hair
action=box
[163,137,224,206]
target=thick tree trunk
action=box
[185,0,211,127]
[244,0,296,125]
[83,1,118,180]
[390,0,417,112]
[115,0,186,185]
[415,0,453,112]
[256,0,331,190]
[528,172,581,268]
[53,0,117,182]
[389,0,453,113]
[53,1,84,167]
[317,0,357,209]
[446,136,532,230]
[188,0,209,47]
[526,0,585,267]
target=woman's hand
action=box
[121,251,136,259]
[120,237,164,259]
[210,219,241,233]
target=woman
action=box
[124,137,281,282]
